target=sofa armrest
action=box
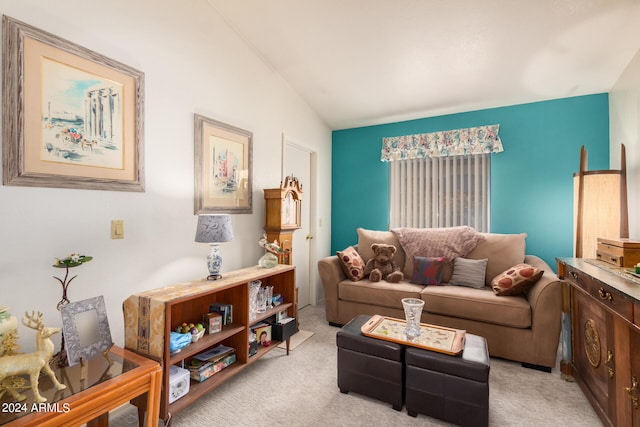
[524,255,561,313]
[523,255,562,366]
[318,255,346,323]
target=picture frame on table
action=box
[194,113,252,214]
[2,15,145,191]
[60,295,113,366]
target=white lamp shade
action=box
[195,214,234,243]
[573,173,623,258]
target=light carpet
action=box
[111,304,602,427]
[277,329,314,350]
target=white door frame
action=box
[282,133,318,305]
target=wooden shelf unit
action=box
[123,264,297,422]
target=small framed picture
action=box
[60,295,112,365]
[253,324,271,347]
[276,309,288,323]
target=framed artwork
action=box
[60,295,113,366]
[194,113,252,214]
[2,15,145,191]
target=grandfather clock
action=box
[263,175,303,265]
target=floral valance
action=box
[381,124,504,161]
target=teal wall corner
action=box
[331,94,610,268]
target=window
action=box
[382,124,501,231]
[389,154,490,231]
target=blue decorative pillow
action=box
[411,256,447,286]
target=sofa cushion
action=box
[449,258,488,289]
[339,279,423,309]
[411,256,447,286]
[421,285,531,328]
[393,227,485,279]
[491,263,543,296]
[336,246,365,281]
[466,233,527,285]
[357,228,406,271]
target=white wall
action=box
[610,47,640,239]
[0,0,332,352]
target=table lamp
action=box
[195,214,234,280]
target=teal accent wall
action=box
[331,94,610,269]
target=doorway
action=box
[282,134,317,308]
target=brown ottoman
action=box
[405,333,490,426]
[336,315,404,410]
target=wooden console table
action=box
[0,345,161,427]
[557,258,640,427]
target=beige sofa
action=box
[318,228,562,370]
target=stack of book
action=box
[187,344,236,382]
[208,303,233,325]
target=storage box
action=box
[596,237,640,268]
[187,352,236,382]
[168,365,190,403]
[203,312,222,334]
[271,317,297,342]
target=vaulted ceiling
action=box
[208,0,640,130]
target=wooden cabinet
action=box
[123,265,297,422]
[557,258,640,427]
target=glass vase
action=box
[249,280,261,321]
[402,298,425,339]
[257,288,267,313]
[266,286,274,309]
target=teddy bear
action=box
[363,243,404,283]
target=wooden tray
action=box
[361,315,466,356]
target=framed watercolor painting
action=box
[2,15,145,191]
[194,114,252,214]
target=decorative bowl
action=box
[191,329,205,342]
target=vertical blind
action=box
[383,125,501,232]
[389,155,490,231]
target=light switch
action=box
[111,220,124,239]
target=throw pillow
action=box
[336,246,365,281]
[392,226,485,279]
[449,258,488,289]
[411,256,447,286]
[491,263,543,296]
[466,233,527,286]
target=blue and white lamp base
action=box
[207,243,223,280]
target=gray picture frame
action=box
[2,15,145,191]
[194,113,253,214]
[60,295,112,366]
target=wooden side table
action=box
[0,345,161,427]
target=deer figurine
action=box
[0,311,66,402]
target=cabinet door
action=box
[630,327,640,427]
[573,289,616,420]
